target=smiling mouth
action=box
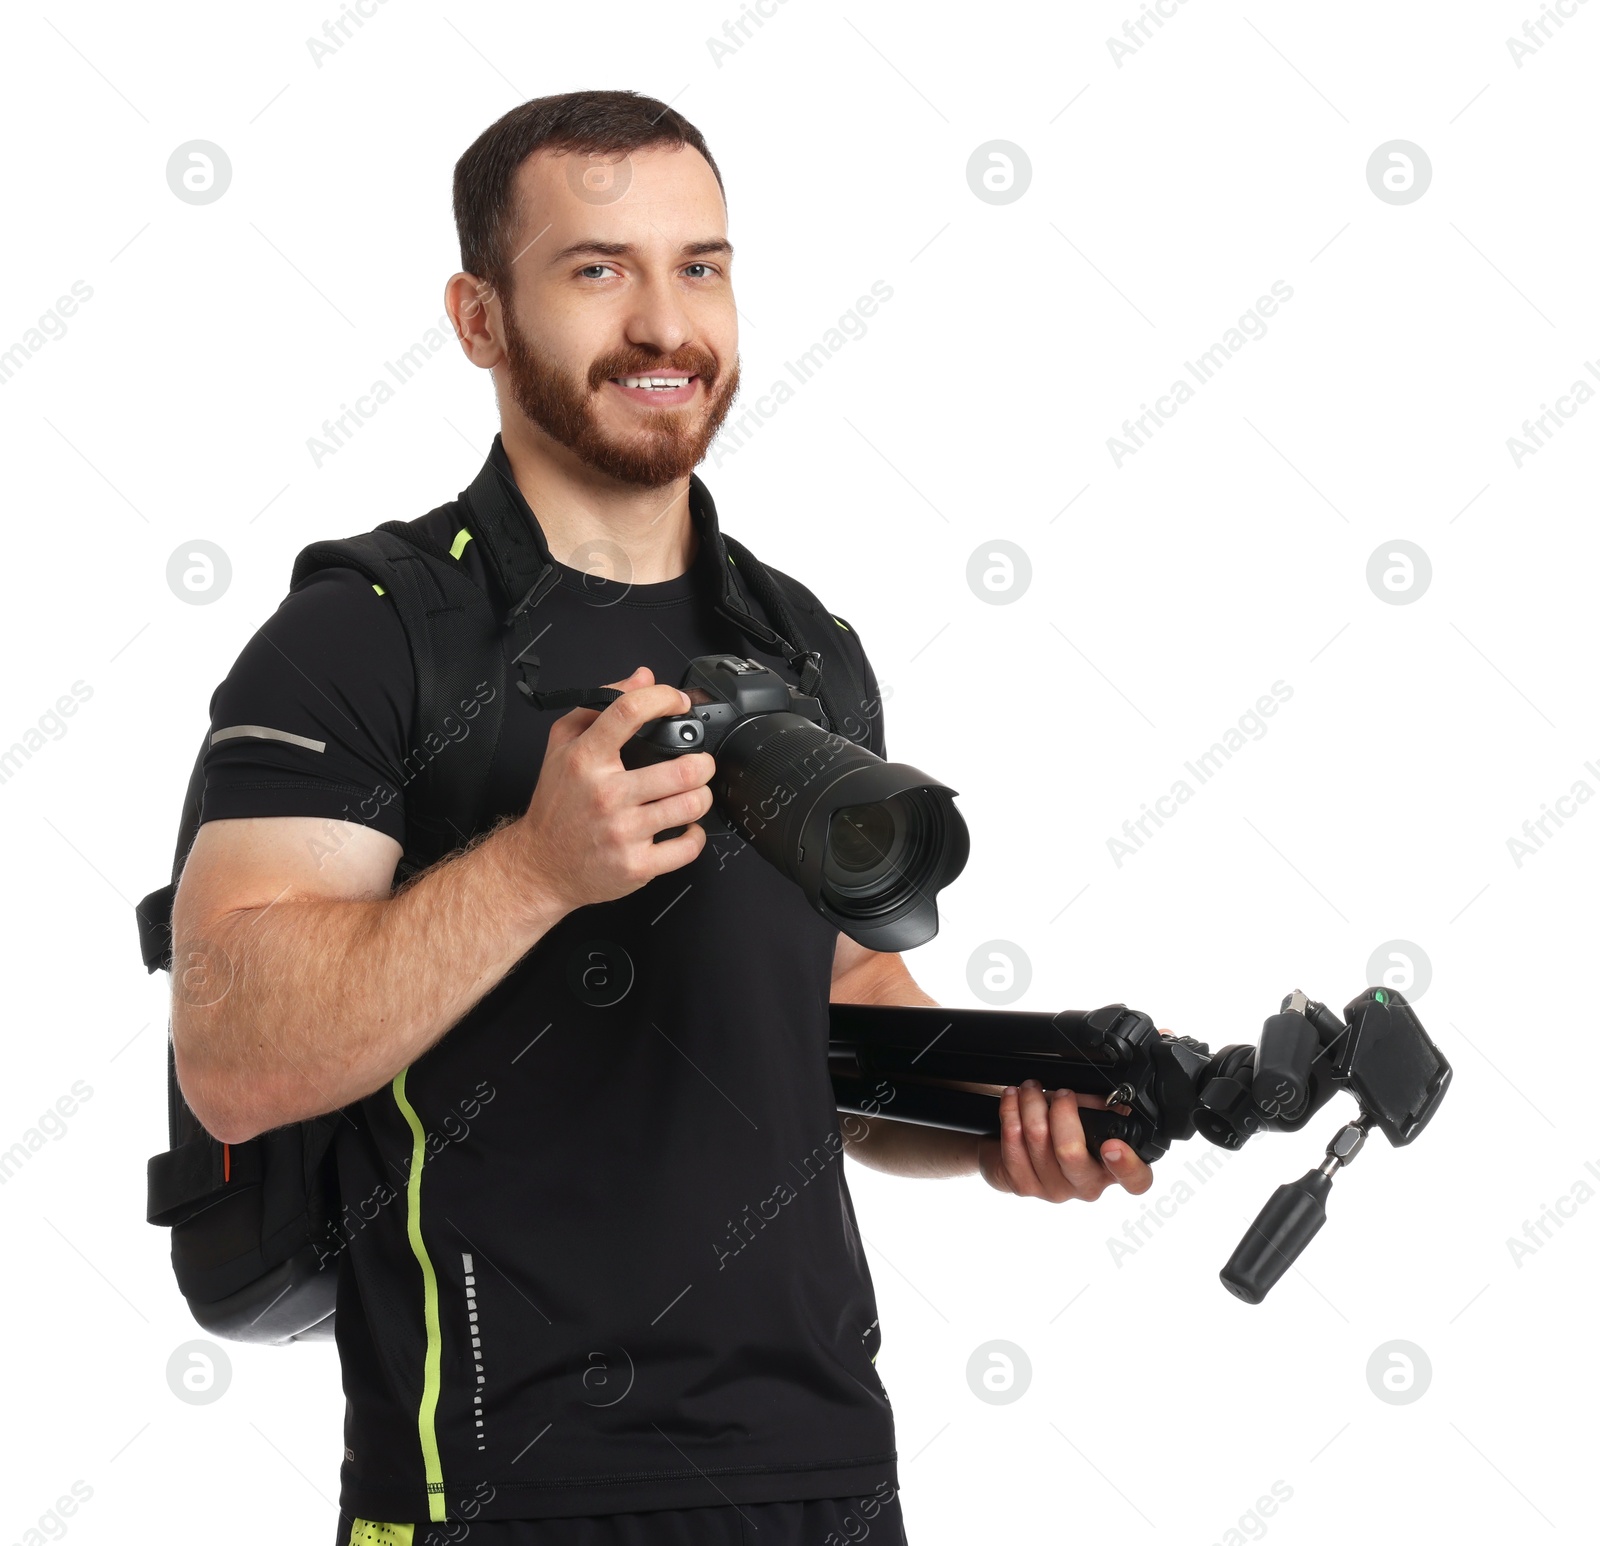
[613,373,695,390]
[606,373,701,407]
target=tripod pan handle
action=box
[1219,1167,1332,1304]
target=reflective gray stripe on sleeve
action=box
[210,724,327,753]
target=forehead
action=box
[509,143,727,268]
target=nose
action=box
[619,273,698,364]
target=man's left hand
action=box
[977,1080,1155,1202]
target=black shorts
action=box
[334,1490,909,1546]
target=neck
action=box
[497,418,699,584]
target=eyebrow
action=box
[547,238,734,267]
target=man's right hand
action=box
[514,665,715,913]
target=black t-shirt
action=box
[198,436,897,1525]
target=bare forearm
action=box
[844,1116,981,1178]
[832,950,980,1177]
[174,820,564,1140]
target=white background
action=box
[2,1,1595,1542]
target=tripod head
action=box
[827,986,1451,1303]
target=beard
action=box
[500,303,741,489]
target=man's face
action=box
[491,143,740,488]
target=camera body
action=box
[620,654,835,839]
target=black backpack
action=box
[136,466,879,1344]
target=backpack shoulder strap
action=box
[290,520,509,880]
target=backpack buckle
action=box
[504,563,556,626]
[792,648,825,698]
[511,636,541,700]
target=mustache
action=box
[587,351,722,390]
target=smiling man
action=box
[167,90,1153,1546]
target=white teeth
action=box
[618,375,691,389]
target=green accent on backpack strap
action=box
[392,1069,447,1522]
[373,583,386,596]
[832,615,850,630]
[449,528,473,561]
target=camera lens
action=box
[716,710,968,950]
[821,790,941,919]
[825,802,903,884]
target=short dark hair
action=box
[452,89,725,302]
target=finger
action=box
[607,666,654,690]
[997,1087,1046,1199]
[635,779,716,838]
[1046,1089,1108,1199]
[1099,1140,1155,1196]
[1075,1088,1144,1178]
[635,816,707,875]
[1070,1091,1133,1115]
[579,682,695,761]
[619,750,717,809]
[1017,1082,1070,1201]
[548,666,654,745]
[1077,1096,1154,1193]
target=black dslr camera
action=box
[619,654,968,951]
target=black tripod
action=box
[827,985,1451,1302]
